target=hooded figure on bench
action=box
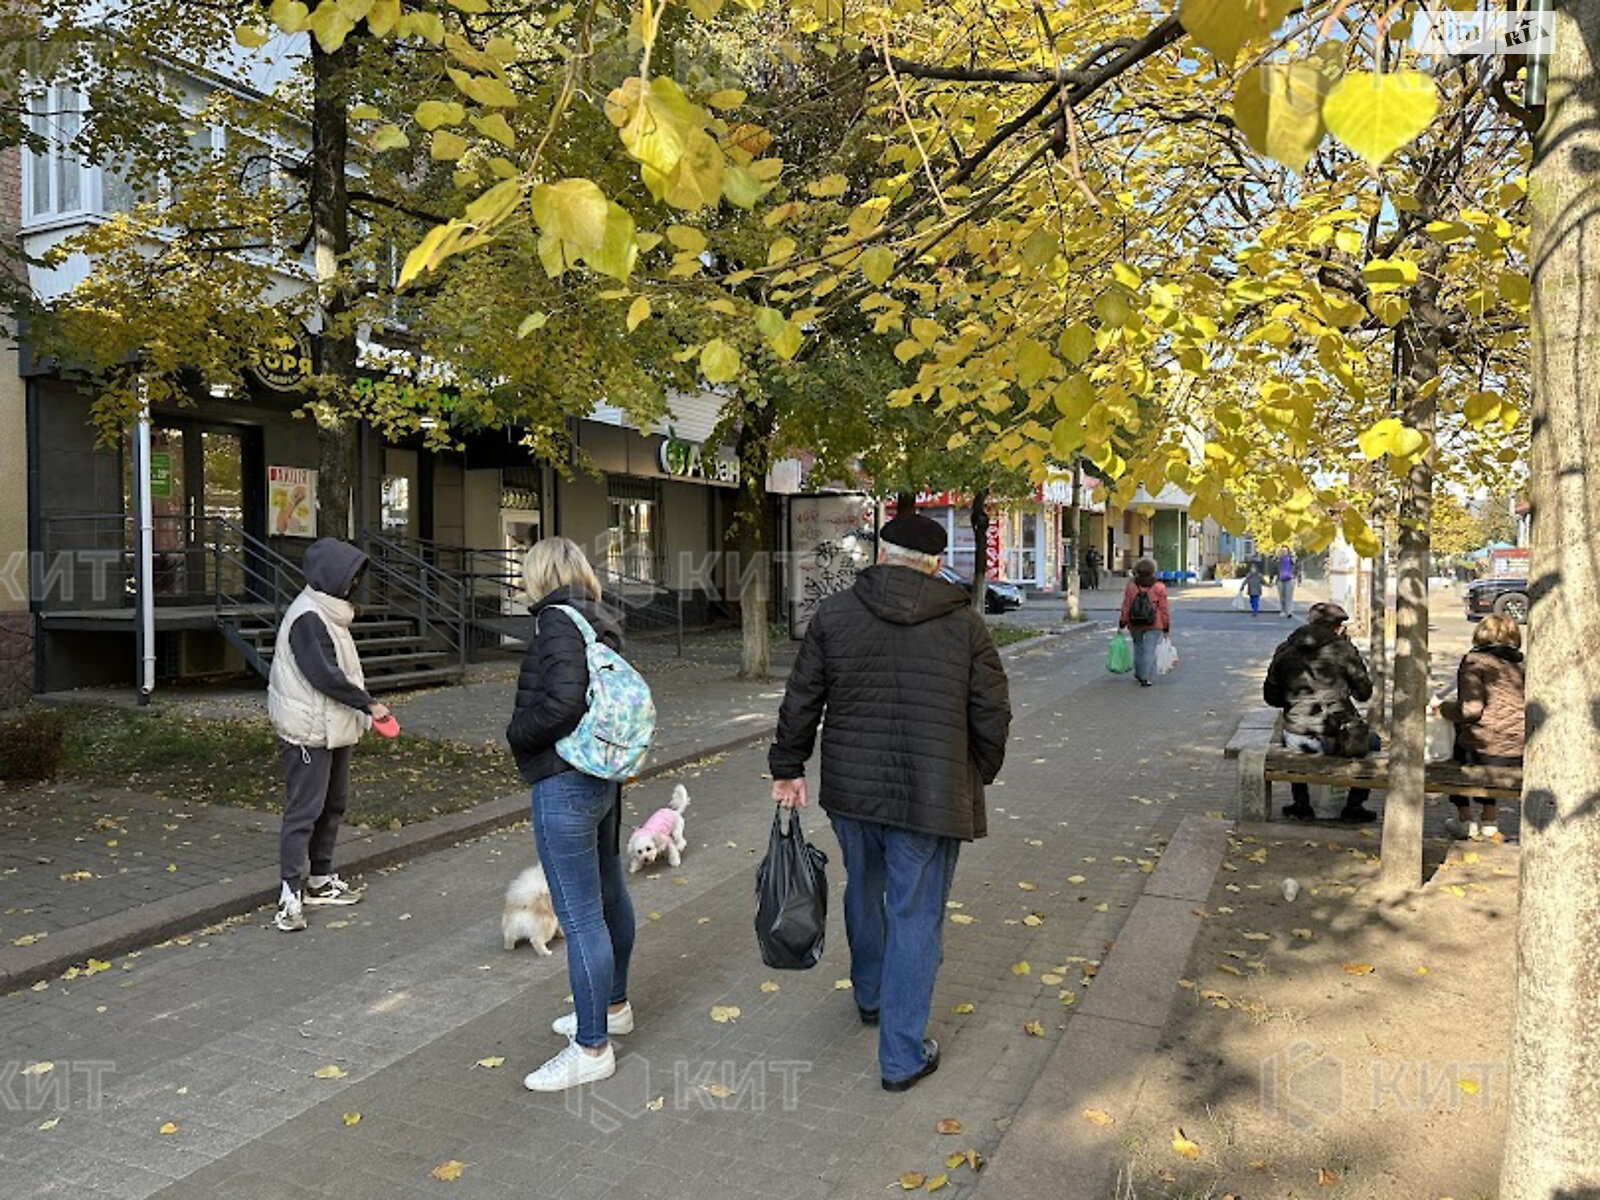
[1262,602,1380,823]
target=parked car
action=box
[937,566,1026,613]
[1465,577,1528,623]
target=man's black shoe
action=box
[1283,803,1317,821]
[858,1008,879,1026]
[882,1039,940,1092]
[1336,806,1379,824]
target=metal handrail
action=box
[361,530,470,672]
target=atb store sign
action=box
[658,431,740,487]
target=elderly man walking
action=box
[769,513,1012,1091]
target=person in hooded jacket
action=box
[1262,601,1380,822]
[1437,614,1525,840]
[505,537,636,1094]
[267,538,389,933]
[769,513,1011,1092]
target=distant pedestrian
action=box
[769,513,1011,1092]
[507,537,636,1093]
[1083,547,1101,591]
[1244,563,1265,616]
[1438,614,1524,841]
[1263,601,1380,822]
[1276,547,1297,618]
[267,538,386,934]
[1118,557,1171,687]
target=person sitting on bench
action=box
[1437,613,1524,841]
[1262,601,1380,823]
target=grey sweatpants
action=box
[279,741,353,887]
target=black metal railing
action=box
[360,531,471,672]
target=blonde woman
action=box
[506,538,636,1091]
[1438,614,1525,840]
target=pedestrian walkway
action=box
[0,592,1242,1199]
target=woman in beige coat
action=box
[1438,614,1525,840]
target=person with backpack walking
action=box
[507,537,637,1093]
[1118,557,1171,687]
[268,538,388,934]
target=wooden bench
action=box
[1237,747,1523,821]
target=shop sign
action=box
[352,375,459,416]
[251,327,314,391]
[269,466,316,538]
[149,453,173,500]
[659,430,739,487]
[501,487,539,511]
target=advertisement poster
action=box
[787,494,876,639]
[269,466,316,538]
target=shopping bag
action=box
[1231,586,1249,612]
[1425,711,1455,763]
[754,806,828,970]
[1106,631,1134,674]
[1156,635,1178,675]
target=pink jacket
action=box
[1119,579,1170,632]
[634,807,678,840]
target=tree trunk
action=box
[1366,515,1388,727]
[311,39,358,539]
[733,406,778,680]
[1379,304,1440,891]
[970,489,990,613]
[1500,5,1600,1190]
[1065,460,1082,620]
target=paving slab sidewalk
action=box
[1,620,1103,994]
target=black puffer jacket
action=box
[507,587,624,785]
[1263,623,1373,737]
[768,564,1012,841]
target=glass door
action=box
[125,424,251,602]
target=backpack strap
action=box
[548,603,598,647]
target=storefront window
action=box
[606,496,657,583]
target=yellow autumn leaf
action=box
[313,1065,349,1079]
[416,100,465,130]
[1011,961,1031,976]
[159,1121,179,1135]
[952,1002,975,1014]
[700,339,741,384]
[708,1005,742,1023]
[1066,874,1087,884]
[627,296,652,332]
[1023,1020,1045,1037]
[1022,914,1043,927]
[1292,928,1314,939]
[474,1057,505,1069]
[1172,1127,1202,1159]
[925,1175,949,1193]
[1323,70,1441,168]
[21,1061,53,1076]
[342,1112,362,1126]
[431,1160,466,1182]
[1341,962,1376,976]
[760,981,780,993]
[899,1173,927,1190]
[936,1118,964,1134]
[1179,0,1295,63]
[948,913,975,925]
[1083,1108,1115,1125]
[37,1116,60,1131]
[1017,881,1037,891]
[834,979,853,990]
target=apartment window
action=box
[26,85,87,220]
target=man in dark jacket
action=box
[769,513,1011,1092]
[1263,601,1379,822]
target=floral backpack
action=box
[546,604,656,781]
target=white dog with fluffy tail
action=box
[501,864,562,953]
[627,784,690,873]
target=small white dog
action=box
[627,784,691,874]
[501,864,562,954]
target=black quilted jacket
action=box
[506,587,624,784]
[769,564,1012,841]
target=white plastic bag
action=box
[1425,711,1455,763]
[1231,586,1249,612]
[1155,635,1178,675]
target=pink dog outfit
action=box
[633,807,678,843]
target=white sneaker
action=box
[1443,817,1479,840]
[1479,824,1499,840]
[275,892,307,932]
[523,1041,615,1092]
[551,1003,634,1040]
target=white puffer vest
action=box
[268,588,368,749]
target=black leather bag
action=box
[754,807,828,970]
[1329,714,1373,758]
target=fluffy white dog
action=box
[501,864,562,954]
[627,784,691,874]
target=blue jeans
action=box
[830,815,960,1082]
[1131,629,1160,681]
[531,772,635,1048]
